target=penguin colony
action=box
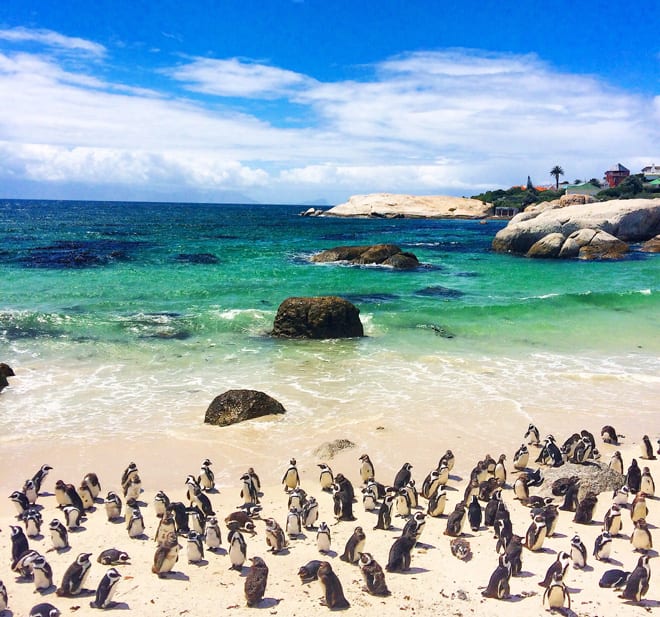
[0,430,657,615]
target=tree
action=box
[550,165,564,190]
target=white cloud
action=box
[0,27,106,56]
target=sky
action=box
[0,1,658,205]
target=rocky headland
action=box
[311,244,420,269]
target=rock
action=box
[313,439,356,460]
[300,207,324,217]
[325,193,493,219]
[641,234,660,252]
[578,230,629,260]
[526,232,566,258]
[0,363,14,393]
[539,461,625,501]
[559,194,596,207]
[271,296,364,339]
[493,198,660,256]
[311,244,419,269]
[204,389,286,426]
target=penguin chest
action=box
[158,547,178,573]
[128,517,144,537]
[395,496,410,516]
[205,527,221,549]
[284,470,298,489]
[229,541,244,564]
[527,526,546,551]
[631,528,651,550]
[631,502,648,523]
[607,514,622,536]
[99,581,119,607]
[187,541,204,563]
[546,584,567,608]
[317,532,331,552]
[640,476,655,496]
[363,494,377,511]
[320,472,333,489]
[33,567,52,590]
[595,540,611,560]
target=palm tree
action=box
[550,165,564,190]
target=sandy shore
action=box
[0,430,658,617]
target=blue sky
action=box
[0,1,658,204]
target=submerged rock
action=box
[311,244,419,269]
[313,439,356,459]
[272,296,364,339]
[0,362,15,392]
[204,389,286,427]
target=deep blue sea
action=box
[1,199,659,466]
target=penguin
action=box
[573,492,598,524]
[23,508,42,538]
[204,516,222,551]
[527,467,544,487]
[559,480,580,512]
[504,534,524,576]
[494,454,507,485]
[104,492,122,521]
[153,490,170,518]
[152,531,180,577]
[286,507,302,539]
[450,537,473,561]
[32,464,53,495]
[23,479,39,505]
[56,552,93,596]
[316,521,331,553]
[640,467,655,497]
[467,495,482,532]
[484,489,505,527]
[49,519,69,551]
[198,459,215,492]
[317,561,350,609]
[359,552,390,596]
[240,472,259,505]
[120,462,138,488]
[481,553,511,599]
[581,428,596,449]
[227,524,247,571]
[525,514,547,551]
[435,463,450,487]
[97,549,130,566]
[494,513,514,553]
[599,569,630,589]
[29,603,60,617]
[332,482,356,522]
[82,472,102,500]
[512,444,529,470]
[247,467,262,494]
[405,479,418,508]
[281,458,300,492]
[318,464,334,491]
[570,534,588,569]
[427,486,447,518]
[154,512,177,545]
[561,433,582,460]
[9,490,29,518]
[542,503,560,537]
[244,556,268,608]
[13,550,40,579]
[640,435,656,460]
[63,504,83,530]
[395,487,411,518]
[187,505,206,534]
[385,529,416,572]
[340,526,366,564]
[626,458,642,493]
[54,480,84,511]
[184,475,200,503]
[609,451,624,475]
[124,476,142,501]
[524,423,540,445]
[482,453,497,476]
[77,483,95,511]
[126,507,145,538]
[513,473,529,501]
[571,436,593,464]
[543,571,570,611]
[264,518,288,553]
[444,501,466,537]
[186,531,205,563]
[402,511,426,544]
[630,492,648,523]
[630,518,653,552]
[439,449,455,472]
[334,473,355,503]
[421,469,442,499]
[302,496,319,529]
[298,560,323,583]
[190,485,214,517]
[362,482,378,511]
[0,580,7,613]
[540,435,564,467]
[393,462,413,490]
[90,568,121,609]
[287,488,306,512]
[619,554,650,602]
[593,531,612,562]
[9,525,30,570]
[167,502,189,535]
[359,454,375,483]
[31,555,54,591]
[601,425,619,445]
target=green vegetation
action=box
[550,165,564,189]
[596,174,660,200]
[471,185,564,210]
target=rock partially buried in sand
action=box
[313,439,357,460]
[0,362,15,392]
[271,296,364,339]
[540,461,625,501]
[311,244,419,269]
[204,389,286,427]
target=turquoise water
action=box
[1,199,659,450]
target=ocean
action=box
[1,199,659,481]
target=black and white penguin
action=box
[494,454,507,485]
[187,505,206,534]
[393,463,413,490]
[29,603,60,617]
[297,560,323,583]
[541,503,559,537]
[244,556,269,607]
[467,495,482,532]
[512,444,529,470]
[247,467,262,494]
[570,534,588,569]
[402,511,426,544]
[316,521,331,553]
[385,529,416,573]
[559,481,580,512]
[619,554,650,602]
[126,508,145,538]
[228,524,247,570]
[204,516,222,551]
[640,435,656,460]
[152,490,170,519]
[49,519,69,551]
[334,473,355,503]
[104,492,122,521]
[9,490,29,518]
[439,449,455,472]
[525,514,547,551]
[154,512,176,545]
[317,561,350,609]
[9,525,30,570]
[31,464,53,495]
[97,549,130,566]
[524,423,540,446]
[593,531,613,561]
[240,472,259,505]
[626,458,642,493]
[543,571,570,611]
[152,531,180,577]
[630,518,653,552]
[31,555,54,591]
[421,469,441,499]
[186,531,205,563]
[287,488,306,512]
[264,517,288,553]
[395,487,411,518]
[318,464,334,491]
[90,568,121,609]
[23,508,42,538]
[190,485,214,517]
[167,502,189,535]
[302,496,319,529]
[359,552,390,596]
[54,480,84,512]
[484,489,505,527]
[482,553,511,599]
[427,486,447,518]
[359,454,375,483]
[539,435,564,467]
[23,479,39,505]
[62,504,83,530]
[82,472,102,500]
[362,482,379,511]
[0,580,7,613]
[120,462,139,490]
[494,514,514,553]
[599,569,630,589]
[444,501,466,537]
[513,473,529,501]
[609,451,625,475]
[640,467,655,497]
[631,492,648,523]
[504,534,524,576]
[77,483,95,511]
[332,482,356,522]
[198,459,215,492]
[285,507,302,539]
[56,552,93,596]
[601,425,619,445]
[281,458,300,492]
[340,526,366,564]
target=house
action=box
[641,164,660,180]
[565,182,601,196]
[604,163,630,188]
[494,205,520,218]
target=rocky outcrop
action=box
[272,296,364,339]
[204,389,286,426]
[539,461,624,501]
[641,234,660,252]
[325,193,493,219]
[559,194,596,207]
[313,439,357,459]
[0,363,14,392]
[492,198,660,258]
[311,244,419,269]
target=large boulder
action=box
[493,198,660,256]
[0,363,14,393]
[272,296,364,339]
[204,389,286,426]
[526,233,565,258]
[539,461,624,501]
[311,244,419,269]
[641,234,660,252]
[325,193,493,218]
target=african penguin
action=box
[90,568,122,608]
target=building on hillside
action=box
[604,163,630,188]
[565,182,601,196]
[641,164,660,180]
